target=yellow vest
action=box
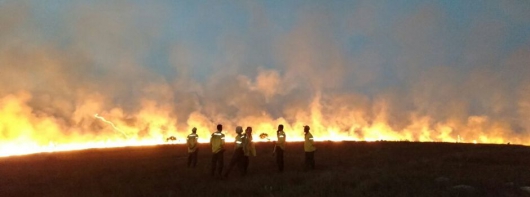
[304,132,316,152]
[187,133,199,153]
[234,134,244,149]
[210,132,225,153]
[276,130,286,150]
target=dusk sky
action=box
[1,0,530,150]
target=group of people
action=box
[185,124,317,178]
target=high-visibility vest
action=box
[210,132,225,153]
[234,134,244,149]
[304,132,316,152]
[276,130,286,150]
[187,133,199,153]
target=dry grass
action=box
[1,141,530,197]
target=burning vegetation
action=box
[259,133,269,141]
[166,136,176,142]
[1,1,530,157]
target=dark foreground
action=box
[1,141,530,197]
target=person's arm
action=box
[273,131,279,154]
[190,136,197,150]
[242,135,248,152]
[221,134,225,148]
[310,133,315,150]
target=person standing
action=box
[223,126,245,177]
[210,124,225,177]
[273,124,286,172]
[186,127,199,168]
[242,126,256,176]
[303,125,316,171]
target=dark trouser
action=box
[187,149,198,168]
[276,147,284,172]
[241,156,249,176]
[224,148,245,177]
[305,151,315,170]
[211,150,224,176]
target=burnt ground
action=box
[1,141,530,197]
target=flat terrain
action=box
[1,141,530,197]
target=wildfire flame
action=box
[0,91,522,158]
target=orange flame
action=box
[0,91,526,157]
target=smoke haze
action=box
[1,0,530,155]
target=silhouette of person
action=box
[274,124,286,172]
[223,126,246,177]
[210,124,225,177]
[304,125,316,171]
[186,127,199,168]
[242,126,256,175]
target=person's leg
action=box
[217,151,224,176]
[224,148,242,177]
[237,157,242,173]
[187,152,192,168]
[307,151,315,170]
[192,149,198,167]
[304,152,310,171]
[237,152,245,175]
[211,153,217,176]
[276,148,284,172]
[242,156,249,176]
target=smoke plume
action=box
[1,1,530,155]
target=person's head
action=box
[277,124,284,131]
[245,126,253,134]
[217,124,223,132]
[304,125,310,133]
[192,127,197,134]
[236,126,243,135]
